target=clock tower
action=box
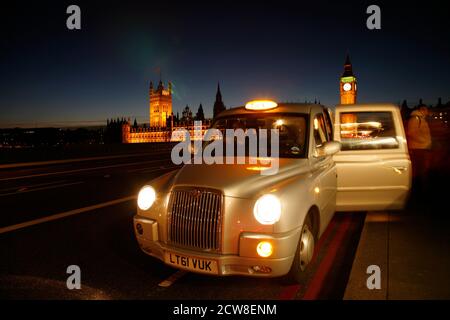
[340,54,357,105]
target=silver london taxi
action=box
[133,101,411,282]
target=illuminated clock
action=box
[343,83,352,91]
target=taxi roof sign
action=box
[245,100,278,111]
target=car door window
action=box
[339,111,399,150]
[313,114,329,147]
[323,110,334,141]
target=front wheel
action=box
[285,214,316,283]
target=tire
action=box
[285,213,316,284]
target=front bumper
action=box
[133,215,300,277]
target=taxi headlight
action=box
[253,194,281,225]
[137,185,156,210]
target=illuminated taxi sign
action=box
[245,100,278,111]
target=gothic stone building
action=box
[149,80,172,128]
[118,80,213,143]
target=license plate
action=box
[164,251,218,274]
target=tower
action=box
[149,79,172,127]
[340,54,357,105]
[213,83,226,118]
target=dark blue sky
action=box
[1,0,449,127]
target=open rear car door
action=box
[333,104,412,211]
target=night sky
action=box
[1,0,449,128]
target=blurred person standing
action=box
[407,104,432,194]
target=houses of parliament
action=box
[106,56,357,143]
[105,81,226,143]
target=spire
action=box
[345,53,351,66]
[216,82,222,101]
[342,54,354,77]
[196,103,205,121]
[213,82,226,118]
[154,67,163,90]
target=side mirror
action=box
[314,141,341,158]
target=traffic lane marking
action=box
[0,181,84,197]
[0,154,170,179]
[0,165,176,228]
[0,150,173,170]
[0,158,170,181]
[127,165,180,174]
[0,195,135,235]
[0,179,69,193]
[158,270,188,288]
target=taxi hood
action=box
[170,158,310,199]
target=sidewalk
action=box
[344,200,450,299]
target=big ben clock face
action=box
[343,83,352,91]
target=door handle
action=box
[391,166,407,174]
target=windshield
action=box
[206,113,308,158]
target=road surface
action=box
[0,147,365,299]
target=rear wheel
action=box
[285,213,316,283]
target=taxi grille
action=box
[167,187,223,252]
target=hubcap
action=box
[299,224,315,271]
